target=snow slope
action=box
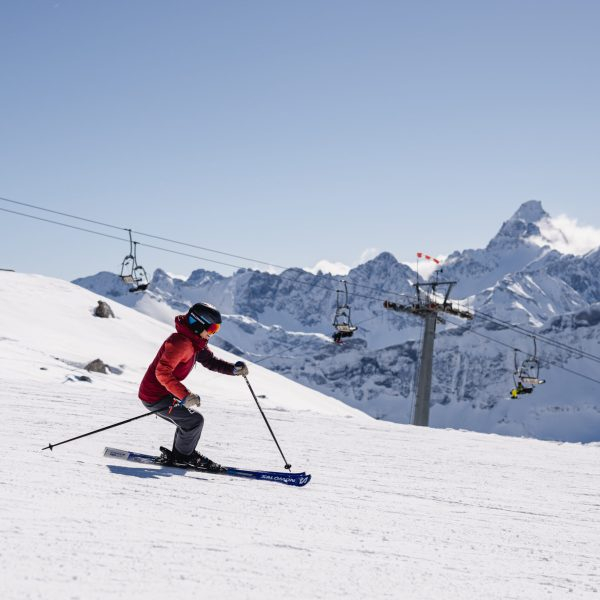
[1,272,599,599]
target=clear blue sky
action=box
[1,0,599,280]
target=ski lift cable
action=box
[0,196,414,300]
[444,316,600,387]
[447,316,600,386]
[0,206,246,271]
[0,206,308,275]
[354,313,382,326]
[474,310,571,353]
[474,310,600,361]
[7,197,596,364]
[0,196,124,232]
[0,206,130,244]
[140,238,394,305]
[473,310,600,365]
[0,196,414,302]
[0,206,399,306]
[0,195,293,269]
[0,202,600,376]
[4,201,599,365]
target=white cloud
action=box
[534,214,600,255]
[305,259,350,276]
[305,248,381,276]
[261,264,283,275]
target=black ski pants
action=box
[142,395,204,456]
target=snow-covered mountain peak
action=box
[510,199,549,224]
[493,200,589,258]
[186,267,225,285]
[362,250,398,267]
[151,268,178,284]
[350,251,415,283]
[490,200,550,249]
[441,201,565,297]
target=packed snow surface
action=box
[1,272,599,599]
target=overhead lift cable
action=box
[0,205,401,306]
[0,196,414,302]
[4,197,599,367]
[474,310,600,365]
[445,316,600,387]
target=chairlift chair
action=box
[511,337,545,397]
[332,281,357,343]
[518,356,544,386]
[119,230,149,293]
[130,264,149,292]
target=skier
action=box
[138,302,248,470]
[332,330,354,344]
[510,381,533,398]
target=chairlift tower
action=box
[384,279,473,427]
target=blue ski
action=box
[104,447,311,487]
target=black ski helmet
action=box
[186,302,222,335]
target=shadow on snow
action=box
[106,464,208,481]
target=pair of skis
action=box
[104,447,311,487]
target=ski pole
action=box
[242,375,292,471]
[42,406,166,451]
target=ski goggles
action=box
[188,315,220,335]
[204,322,220,335]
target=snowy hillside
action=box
[74,201,600,442]
[1,271,600,599]
[0,272,352,418]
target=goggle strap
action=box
[188,314,220,334]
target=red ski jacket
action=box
[138,315,235,403]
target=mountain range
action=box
[74,200,600,442]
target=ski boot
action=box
[158,446,223,472]
[188,450,224,472]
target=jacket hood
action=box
[175,314,208,351]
